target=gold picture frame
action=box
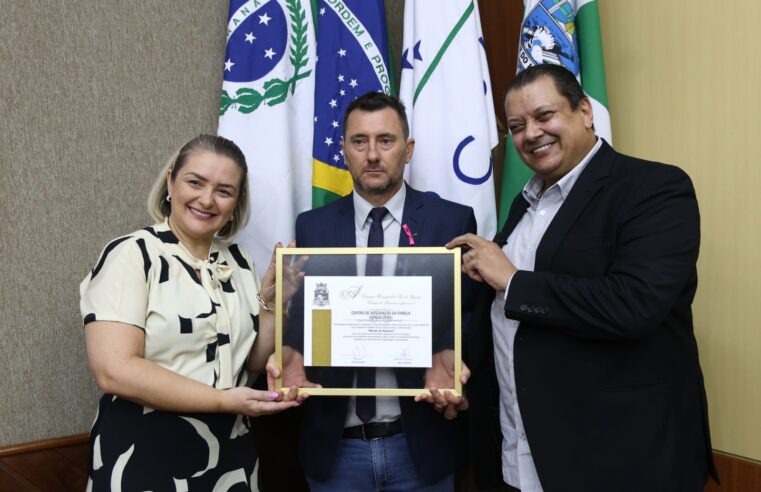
[274,247,462,397]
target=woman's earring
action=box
[166,194,171,202]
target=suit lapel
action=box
[495,194,530,247]
[534,140,614,270]
[399,185,424,247]
[335,195,358,248]
[334,195,358,275]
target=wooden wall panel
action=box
[0,436,89,491]
[704,453,761,492]
[478,0,524,128]
[3,434,760,492]
[478,0,523,208]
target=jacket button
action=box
[520,304,527,311]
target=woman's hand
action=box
[219,386,301,417]
[259,241,307,307]
[265,348,319,403]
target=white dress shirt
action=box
[491,138,602,491]
[343,185,406,426]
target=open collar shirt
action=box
[491,138,601,491]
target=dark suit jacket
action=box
[291,184,477,483]
[468,141,718,491]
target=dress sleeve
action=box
[79,236,149,330]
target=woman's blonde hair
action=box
[147,134,250,240]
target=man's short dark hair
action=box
[343,91,410,140]
[507,64,587,110]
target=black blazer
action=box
[291,184,477,484]
[468,141,718,491]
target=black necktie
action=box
[356,207,387,423]
[364,207,387,275]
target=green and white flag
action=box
[400,0,499,238]
[499,0,611,225]
[218,0,316,271]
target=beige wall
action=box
[600,1,761,460]
[0,2,225,445]
[0,0,406,449]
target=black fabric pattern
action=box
[250,313,259,333]
[228,244,251,270]
[91,236,132,279]
[217,333,230,346]
[84,313,96,324]
[173,255,202,285]
[136,238,151,280]
[179,316,192,334]
[158,256,169,283]
[220,279,235,293]
[197,301,220,319]
[143,226,179,244]
[205,341,218,363]
[86,396,256,490]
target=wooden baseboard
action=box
[0,436,759,491]
[0,434,88,458]
[0,434,90,490]
[704,451,761,492]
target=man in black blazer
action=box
[274,92,476,491]
[449,64,718,491]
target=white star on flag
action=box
[329,99,338,108]
[325,137,333,145]
[333,154,341,162]
[331,120,339,128]
[338,49,347,57]
[264,48,276,59]
[259,13,271,25]
[320,7,326,15]
[349,79,358,88]
[224,58,235,71]
[337,74,345,82]
[339,89,346,96]
[245,32,255,43]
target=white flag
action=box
[218,0,316,272]
[400,0,498,238]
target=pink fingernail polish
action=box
[268,391,280,400]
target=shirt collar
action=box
[522,137,602,203]
[353,184,406,230]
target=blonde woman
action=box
[80,134,300,490]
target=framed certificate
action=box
[274,247,462,397]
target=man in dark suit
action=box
[448,64,718,491]
[272,92,476,491]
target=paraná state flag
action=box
[218,0,316,272]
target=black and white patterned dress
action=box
[80,221,262,491]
